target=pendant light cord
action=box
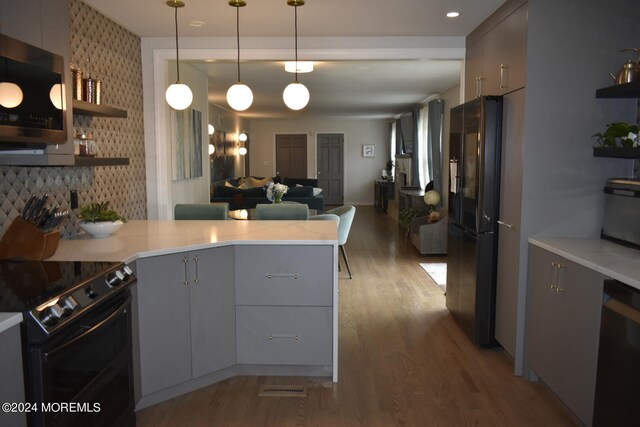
[294,5,298,82]
[174,5,180,82]
[236,5,241,83]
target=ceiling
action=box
[83,0,507,119]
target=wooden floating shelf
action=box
[595,81,640,98]
[72,100,128,118]
[75,156,130,166]
[593,147,640,159]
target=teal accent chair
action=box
[174,203,229,220]
[326,205,356,279]
[309,213,340,222]
[255,203,309,220]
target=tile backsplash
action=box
[0,0,146,239]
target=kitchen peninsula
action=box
[48,220,339,409]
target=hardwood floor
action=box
[136,206,577,426]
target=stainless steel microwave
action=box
[0,33,66,147]
[602,178,640,248]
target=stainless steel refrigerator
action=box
[446,96,502,346]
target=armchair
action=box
[409,212,447,255]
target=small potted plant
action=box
[592,122,639,148]
[78,201,126,237]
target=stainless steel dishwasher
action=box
[593,279,640,426]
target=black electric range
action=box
[0,260,137,427]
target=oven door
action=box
[25,290,135,427]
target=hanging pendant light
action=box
[227,0,253,112]
[165,0,193,110]
[283,0,309,111]
[0,57,23,109]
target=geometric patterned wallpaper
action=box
[0,0,147,238]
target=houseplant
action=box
[78,201,126,237]
[592,122,639,148]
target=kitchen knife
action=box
[21,194,37,218]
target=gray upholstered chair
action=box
[174,203,228,220]
[326,205,356,279]
[255,203,309,220]
[308,213,340,222]
[409,213,447,255]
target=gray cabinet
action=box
[235,245,334,366]
[0,324,26,427]
[464,2,528,101]
[527,245,605,426]
[136,247,235,396]
[494,89,525,360]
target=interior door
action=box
[276,134,307,178]
[317,133,344,205]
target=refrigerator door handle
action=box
[497,220,515,229]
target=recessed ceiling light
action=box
[190,20,205,27]
[284,61,314,73]
[446,11,460,18]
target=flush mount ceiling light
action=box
[283,0,309,111]
[226,0,253,112]
[446,11,460,18]
[165,0,193,111]
[284,61,313,73]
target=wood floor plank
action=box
[136,206,577,426]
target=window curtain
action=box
[417,106,429,189]
[427,99,444,196]
[410,109,420,186]
[389,121,396,176]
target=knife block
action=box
[0,216,60,261]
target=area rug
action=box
[419,263,447,292]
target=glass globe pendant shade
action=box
[208,124,215,135]
[0,82,24,108]
[49,83,64,110]
[238,146,247,156]
[283,82,309,110]
[208,144,215,155]
[239,132,248,142]
[227,83,253,112]
[166,83,193,110]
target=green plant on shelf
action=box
[592,122,638,148]
[78,201,127,223]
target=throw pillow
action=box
[312,187,323,196]
[224,181,236,188]
[249,176,272,188]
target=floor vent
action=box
[258,385,307,397]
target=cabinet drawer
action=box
[235,245,333,306]
[236,306,332,366]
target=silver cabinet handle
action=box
[267,334,299,340]
[193,255,199,285]
[497,220,515,229]
[550,261,565,294]
[182,257,189,286]
[266,273,300,279]
[500,64,509,90]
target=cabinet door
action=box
[494,3,528,93]
[464,39,484,102]
[190,247,236,378]
[0,325,26,427]
[136,253,192,396]
[527,245,604,426]
[495,89,525,359]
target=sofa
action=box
[210,176,324,211]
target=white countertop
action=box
[48,220,338,264]
[0,313,22,334]
[529,237,640,290]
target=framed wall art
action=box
[362,144,375,157]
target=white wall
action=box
[249,118,388,205]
